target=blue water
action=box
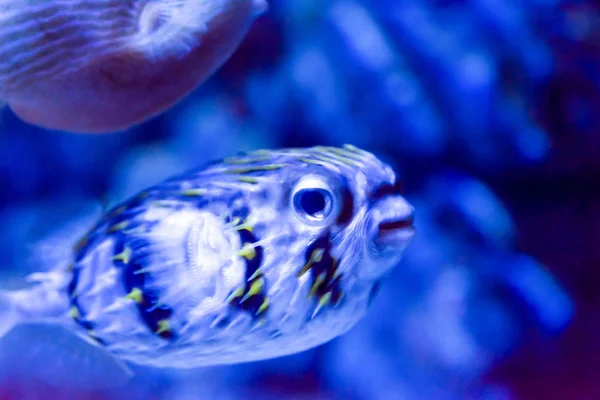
[0,0,594,398]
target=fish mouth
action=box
[373,213,416,249]
[367,195,416,253]
[378,215,415,233]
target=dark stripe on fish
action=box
[115,238,176,341]
[301,232,344,307]
[369,180,403,200]
[67,268,95,329]
[67,260,107,346]
[72,193,152,263]
[227,224,269,318]
[70,237,97,334]
[336,186,355,226]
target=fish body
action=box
[0,0,267,132]
[0,145,415,385]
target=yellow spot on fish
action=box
[317,146,361,161]
[156,320,171,335]
[297,248,325,277]
[312,249,324,263]
[151,200,182,209]
[256,298,269,315]
[124,288,143,303]
[112,246,132,264]
[248,268,262,281]
[238,243,256,260]
[236,176,259,184]
[332,270,342,281]
[312,292,332,319]
[334,290,344,306]
[111,205,127,217]
[227,164,285,174]
[124,227,146,236]
[224,157,248,165]
[250,318,267,331]
[249,149,272,157]
[224,156,270,165]
[234,217,254,232]
[108,221,129,233]
[343,144,361,153]
[241,278,264,302]
[181,188,207,197]
[331,260,341,279]
[227,287,245,303]
[69,306,80,319]
[297,157,323,165]
[319,292,332,307]
[331,153,357,166]
[74,235,88,252]
[328,147,364,162]
[313,152,355,167]
[235,223,253,232]
[313,153,335,163]
[343,144,372,162]
[308,272,327,298]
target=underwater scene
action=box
[0,0,598,399]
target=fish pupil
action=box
[296,189,330,218]
[302,191,326,215]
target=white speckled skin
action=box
[0,0,267,132]
[9,146,416,369]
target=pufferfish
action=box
[0,0,267,133]
[0,145,415,388]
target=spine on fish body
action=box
[59,189,206,366]
[0,173,264,370]
[0,195,171,362]
[0,178,245,386]
[37,179,256,367]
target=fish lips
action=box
[375,216,416,249]
[368,197,416,251]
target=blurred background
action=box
[0,0,598,398]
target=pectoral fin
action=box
[0,322,134,390]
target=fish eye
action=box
[294,189,333,220]
[291,176,336,223]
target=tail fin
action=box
[0,275,72,340]
[5,270,72,321]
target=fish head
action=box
[255,145,416,281]
[207,145,416,335]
